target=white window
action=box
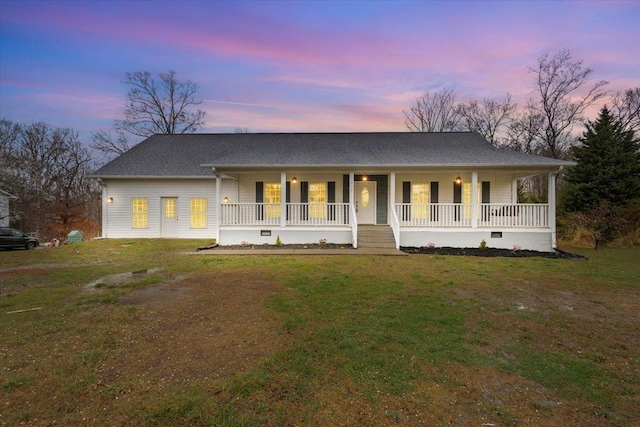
[462,183,481,219]
[190,198,207,228]
[132,198,148,228]
[309,182,327,218]
[412,183,430,219]
[264,183,281,218]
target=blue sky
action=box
[1,0,638,144]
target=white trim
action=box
[280,172,287,227]
[102,186,108,238]
[471,172,478,229]
[549,171,557,249]
[215,175,221,243]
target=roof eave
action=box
[89,175,215,179]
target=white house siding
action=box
[0,193,10,227]
[221,179,238,203]
[400,229,553,252]
[102,179,216,238]
[238,173,346,204]
[220,228,352,246]
[394,172,513,204]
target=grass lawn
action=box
[1,240,639,426]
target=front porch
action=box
[218,201,552,250]
[214,170,558,251]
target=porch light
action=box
[107,197,114,203]
[223,196,229,203]
[455,175,462,185]
[291,176,298,185]
[362,175,368,182]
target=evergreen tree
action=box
[562,106,640,213]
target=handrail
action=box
[390,203,400,249]
[350,203,358,248]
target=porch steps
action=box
[357,225,397,249]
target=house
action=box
[0,189,17,227]
[91,132,575,252]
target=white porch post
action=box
[349,172,356,248]
[512,177,519,203]
[101,185,108,238]
[549,171,557,249]
[349,172,355,207]
[280,172,287,227]
[471,171,478,228]
[389,172,396,214]
[215,174,221,243]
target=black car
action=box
[0,227,39,250]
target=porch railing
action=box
[286,203,349,226]
[396,203,472,227]
[220,203,350,226]
[478,203,549,228]
[221,202,549,228]
[395,203,549,228]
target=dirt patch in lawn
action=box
[99,269,285,386]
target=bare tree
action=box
[0,120,99,239]
[505,112,546,154]
[0,119,21,223]
[404,88,464,132]
[457,94,517,146]
[527,49,608,159]
[234,127,251,134]
[90,129,131,161]
[115,70,206,137]
[610,87,640,134]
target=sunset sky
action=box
[1,0,639,144]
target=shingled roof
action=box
[92,132,574,178]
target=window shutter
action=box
[256,182,264,203]
[300,181,308,220]
[430,182,439,221]
[402,181,411,221]
[453,182,462,203]
[286,181,291,220]
[327,181,336,220]
[453,181,462,221]
[256,182,264,220]
[482,182,490,203]
[481,181,490,221]
[343,175,349,224]
[402,182,411,203]
[430,182,439,203]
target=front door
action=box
[161,197,179,237]
[356,181,376,224]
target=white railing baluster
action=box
[393,203,549,228]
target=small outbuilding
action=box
[0,189,18,228]
[67,230,83,243]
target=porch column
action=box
[548,171,557,248]
[349,172,356,248]
[471,171,478,228]
[215,173,221,243]
[349,172,355,207]
[101,185,108,238]
[389,172,396,212]
[512,176,519,203]
[280,172,287,227]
